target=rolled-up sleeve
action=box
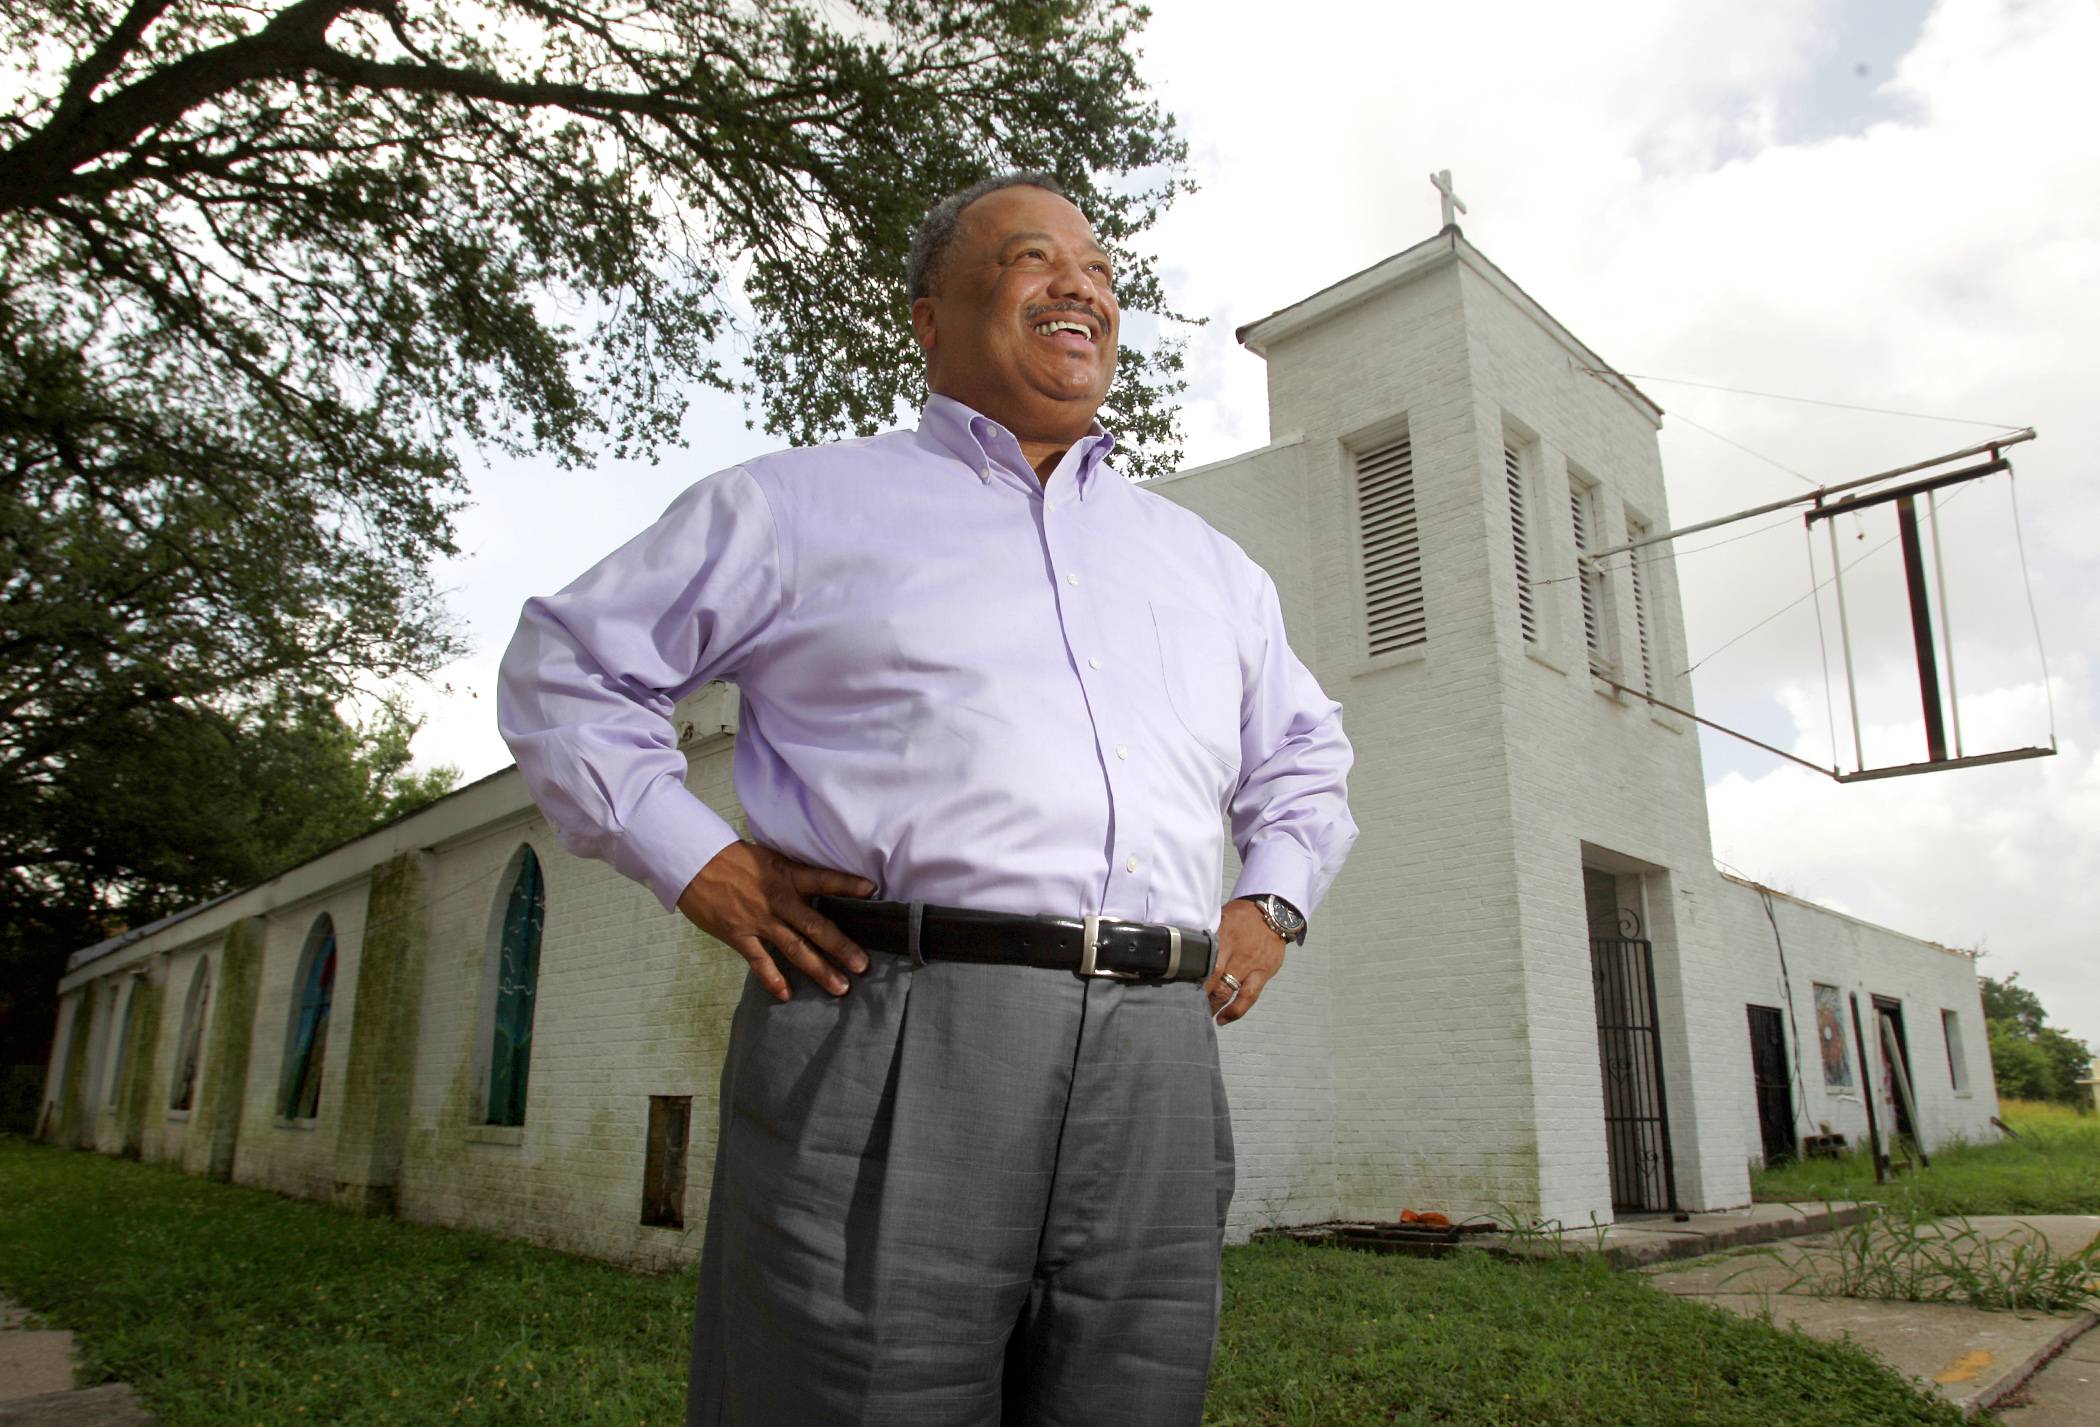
[1228,568,1358,921]
[497,465,783,910]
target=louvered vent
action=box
[1505,441,1537,642]
[1627,517,1655,694]
[1356,436,1425,656]
[1570,483,1601,665]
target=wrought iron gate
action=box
[1590,912,1681,1214]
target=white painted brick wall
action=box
[229,886,372,1201]
[393,742,749,1270]
[1714,876,2000,1161]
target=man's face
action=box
[912,185,1120,440]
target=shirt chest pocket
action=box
[1149,600,1243,776]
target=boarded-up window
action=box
[642,1095,692,1228]
[1355,434,1424,655]
[1626,513,1655,695]
[1505,440,1537,643]
[171,959,211,1111]
[486,847,546,1127]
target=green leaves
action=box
[1980,975,2093,1106]
[2,0,1191,1066]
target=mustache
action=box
[1023,300,1104,324]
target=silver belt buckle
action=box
[1079,913,1141,980]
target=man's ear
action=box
[910,295,937,357]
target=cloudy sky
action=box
[402,0,2098,1052]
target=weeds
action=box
[1780,1207,2100,1312]
[1481,1202,1613,1257]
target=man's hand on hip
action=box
[1205,899,1285,1026]
[677,843,876,1002]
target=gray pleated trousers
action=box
[685,951,1235,1427]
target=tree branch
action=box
[48,0,179,135]
[0,0,367,215]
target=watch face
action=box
[1267,896,1305,933]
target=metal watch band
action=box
[1239,893,1307,945]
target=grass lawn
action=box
[2,1135,1972,1427]
[1752,1098,2100,1216]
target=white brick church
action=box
[38,221,2000,1265]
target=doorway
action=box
[1872,996,1916,1144]
[1746,1005,1796,1164]
[1587,866,1680,1215]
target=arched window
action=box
[107,979,139,1108]
[483,847,546,1127]
[170,959,212,1112]
[281,917,336,1120]
[80,982,112,1115]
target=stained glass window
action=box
[486,849,545,1127]
[171,960,211,1111]
[282,920,335,1119]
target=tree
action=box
[1986,1018,2060,1103]
[1980,974,2047,1038]
[0,696,457,1077]
[1980,973,2093,1108]
[1,0,1189,1063]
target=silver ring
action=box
[1220,972,1242,993]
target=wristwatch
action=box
[1237,893,1307,945]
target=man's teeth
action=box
[1033,321,1092,339]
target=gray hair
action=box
[905,171,1069,302]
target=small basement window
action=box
[642,1095,692,1229]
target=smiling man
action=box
[498,173,1357,1427]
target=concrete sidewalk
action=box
[0,1297,151,1426]
[1643,1214,2100,1421]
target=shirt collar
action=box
[918,393,1118,498]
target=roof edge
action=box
[1235,226,1663,428]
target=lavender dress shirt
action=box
[497,395,1356,934]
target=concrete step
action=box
[1994,1318,2100,1426]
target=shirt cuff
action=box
[620,778,744,913]
[1230,839,1323,923]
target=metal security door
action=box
[1591,914,1681,1214]
[1746,1005,1797,1165]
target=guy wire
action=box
[1527,510,1799,589]
[1804,523,1842,773]
[2005,470,2059,748]
[1680,481,1979,678]
[1590,369,2027,432]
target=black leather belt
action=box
[810,896,1216,984]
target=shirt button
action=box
[1088,657,1102,670]
[1115,745,1129,760]
[1126,856,1141,873]
[1066,573,1080,586]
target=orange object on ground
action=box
[1399,1209,1451,1228]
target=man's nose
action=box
[1046,253,1108,305]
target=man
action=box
[498,173,1356,1427]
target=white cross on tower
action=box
[1430,169,1467,229]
